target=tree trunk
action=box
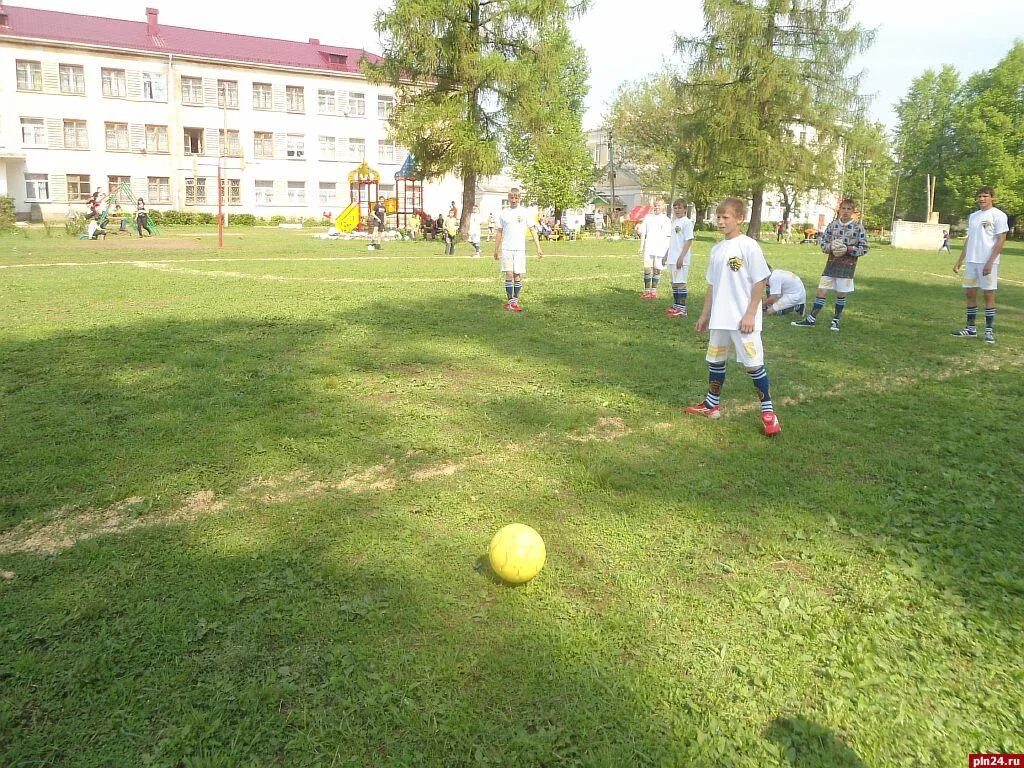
[459,169,477,240]
[781,187,792,226]
[746,183,764,239]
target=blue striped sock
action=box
[680,288,687,309]
[985,307,995,328]
[834,297,846,319]
[748,366,773,413]
[644,273,652,291]
[513,280,522,298]
[706,363,726,408]
[505,280,514,300]
[652,273,660,290]
[966,305,977,330]
[810,297,825,318]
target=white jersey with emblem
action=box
[498,206,531,253]
[965,206,1008,264]
[706,235,770,332]
[641,213,672,258]
[668,216,695,264]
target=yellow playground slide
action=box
[334,203,360,233]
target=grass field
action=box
[1,226,1021,767]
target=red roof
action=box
[0,5,380,75]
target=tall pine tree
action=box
[367,0,589,234]
[677,0,873,237]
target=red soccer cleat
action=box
[684,403,721,419]
[641,290,653,299]
[761,411,782,436]
[666,306,683,317]
[510,299,524,312]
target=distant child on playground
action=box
[136,198,153,237]
[666,198,694,317]
[938,229,950,254]
[443,210,459,254]
[685,197,780,436]
[468,204,482,257]
[639,198,671,299]
[493,187,542,312]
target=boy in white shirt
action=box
[763,266,806,316]
[685,197,781,436]
[666,198,695,317]
[468,204,482,257]
[493,188,543,312]
[951,186,1008,344]
[639,198,672,299]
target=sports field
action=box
[1,227,1021,766]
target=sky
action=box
[26,0,1023,132]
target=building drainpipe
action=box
[166,53,177,209]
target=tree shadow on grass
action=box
[766,717,866,768]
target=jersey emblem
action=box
[728,255,744,272]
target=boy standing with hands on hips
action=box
[685,197,781,436]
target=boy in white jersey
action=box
[666,198,695,317]
[493,188,543,312]
[952,186,1008,344]
[685,197,780,436]
[763,266,806,316]
[639,198,672,299]
[468,204,482,257]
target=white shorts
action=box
[706,329,765,368]
[500,250,526,274]
[769,293,806,314]
[670,262,691,284]
[644,254,666,270]
[962,262,998,290]
[818,276,854,294]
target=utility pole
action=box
[607,131,617,230]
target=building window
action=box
[108,175,131,195]
[379,140,399,164]
[181,76,204,105]
[141,72,166,101]
[59,64,86,95]
[287,181,306,204]
[148,176,170,203]
[348,92,366,117]
[217,80,238,109]
[16,60,42,91]
[348,138,365,161]
[221,178,241,205]
[286,85,305,113]
[286,134,305,159]
[255,180,274,205]
[253,82,272,110]
[319,135,336,161]
[253,131,273,159]
[219,129,241,157]
[63,119,88,149]
[183,127,204,155]
[66,174,91,202]
[319,182,337,205]
[105,122,129,151]
[185,177,207,205]
[101,68,126,98]
[20,117,46,146]
[145,124,169,153]
[377,95,394,120]
[318,89,336,115]
[25,173,49,201]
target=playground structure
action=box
[348,162,380,231]
[394,155,424,231]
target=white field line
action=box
[0,253,635,270]
[919,271,1024,287]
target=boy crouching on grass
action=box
[685,197,781,436]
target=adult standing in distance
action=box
[493,188,543,312]
[951,186,1008,344]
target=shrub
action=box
[301,217,323,228]
[0,196,14,231]
[146,210,164,225]
[193,212,216,225]
[268,215,286,226]
[229,213,257,226]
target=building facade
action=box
[0,4,473,221]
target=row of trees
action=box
[893,43,1023,224]
[366,1,1019,239]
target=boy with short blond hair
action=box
[685,197,780,436]
[952,186,1008,344]
[666,198,695,317]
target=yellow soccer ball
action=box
[489,524,546,584]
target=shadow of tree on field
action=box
[766,717,866,768]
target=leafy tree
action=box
[507,35,595,214]
[892,65,961,222]
[840,119,895,230]
[368,0,589,234]
[676,0,874,238]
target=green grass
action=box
[1,226,1022,767]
